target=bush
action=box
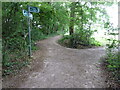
[105,39,120,83]
[104,26,120,84]
[58,33,101,49]
[106,52,120,82]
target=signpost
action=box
[23,5,40,57]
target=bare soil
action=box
[3,35,108,88]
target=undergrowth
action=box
[104,24,120,87]
[2,33,58,76]
[58,34,101,49]
[105,39,120,86]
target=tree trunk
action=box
[69,2,76,48]
[69,2,75,35]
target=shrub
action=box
[58,33,101,49]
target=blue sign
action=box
[29,6,40,13]
[23,10,33,20]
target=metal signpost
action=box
[23,5,40,57]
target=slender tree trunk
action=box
[69,2,76,48]
[118,2,120,52]
[80,5,83,31]
[69,2,75,35]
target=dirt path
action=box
[3,35,107,88]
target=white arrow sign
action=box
[23,10,33,20]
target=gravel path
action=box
[3,35,107,88]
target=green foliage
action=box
[66,2,107,48]
[2,3,29,75]
[106,52,120,81]
[105,24,120,83]
[58,34,101,49]
[2,2,68,76]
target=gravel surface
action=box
[3,35,107,88]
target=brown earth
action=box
[3,35,108,88]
